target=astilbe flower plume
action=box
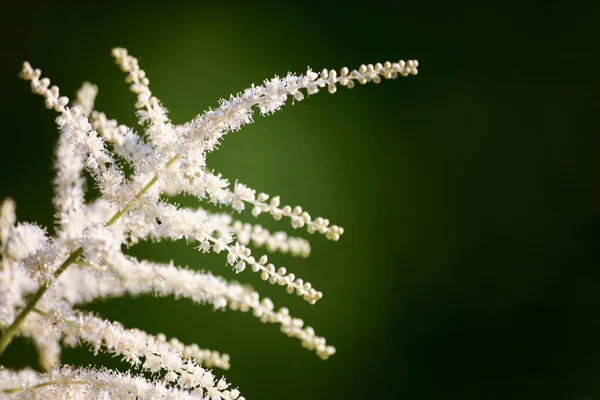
[0,48,418,399]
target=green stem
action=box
[33,308,48,316]
[0,247,82,356]
[105,155,178,226]
[0,155,179,358]
[3,380,88,394]
[105,175,158,226]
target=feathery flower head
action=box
[0,48,418,398]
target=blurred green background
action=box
[1,1,599,399]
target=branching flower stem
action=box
[2,380,88,394]
[105,155,179,226]
[0,248,82,356]
[0,155,179,357]
[1,49,417,396]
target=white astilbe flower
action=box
[0,199,37,327]
[0,261,32,328]
[18,305,229,373]
[53,253,333,359]
[90,111,157,174]
[115,202,320,300]
[0,366,218,399]
[0,198,16,247]
[4,223,48,261]
[17,312,62,372]
[230,220,311,257]
[75,82,98,116]
[13,301,230,396]
[1,48,418,399]
[59,313,226,395]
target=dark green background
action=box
[1,1,599,399]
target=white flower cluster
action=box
[0,48,418,398]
